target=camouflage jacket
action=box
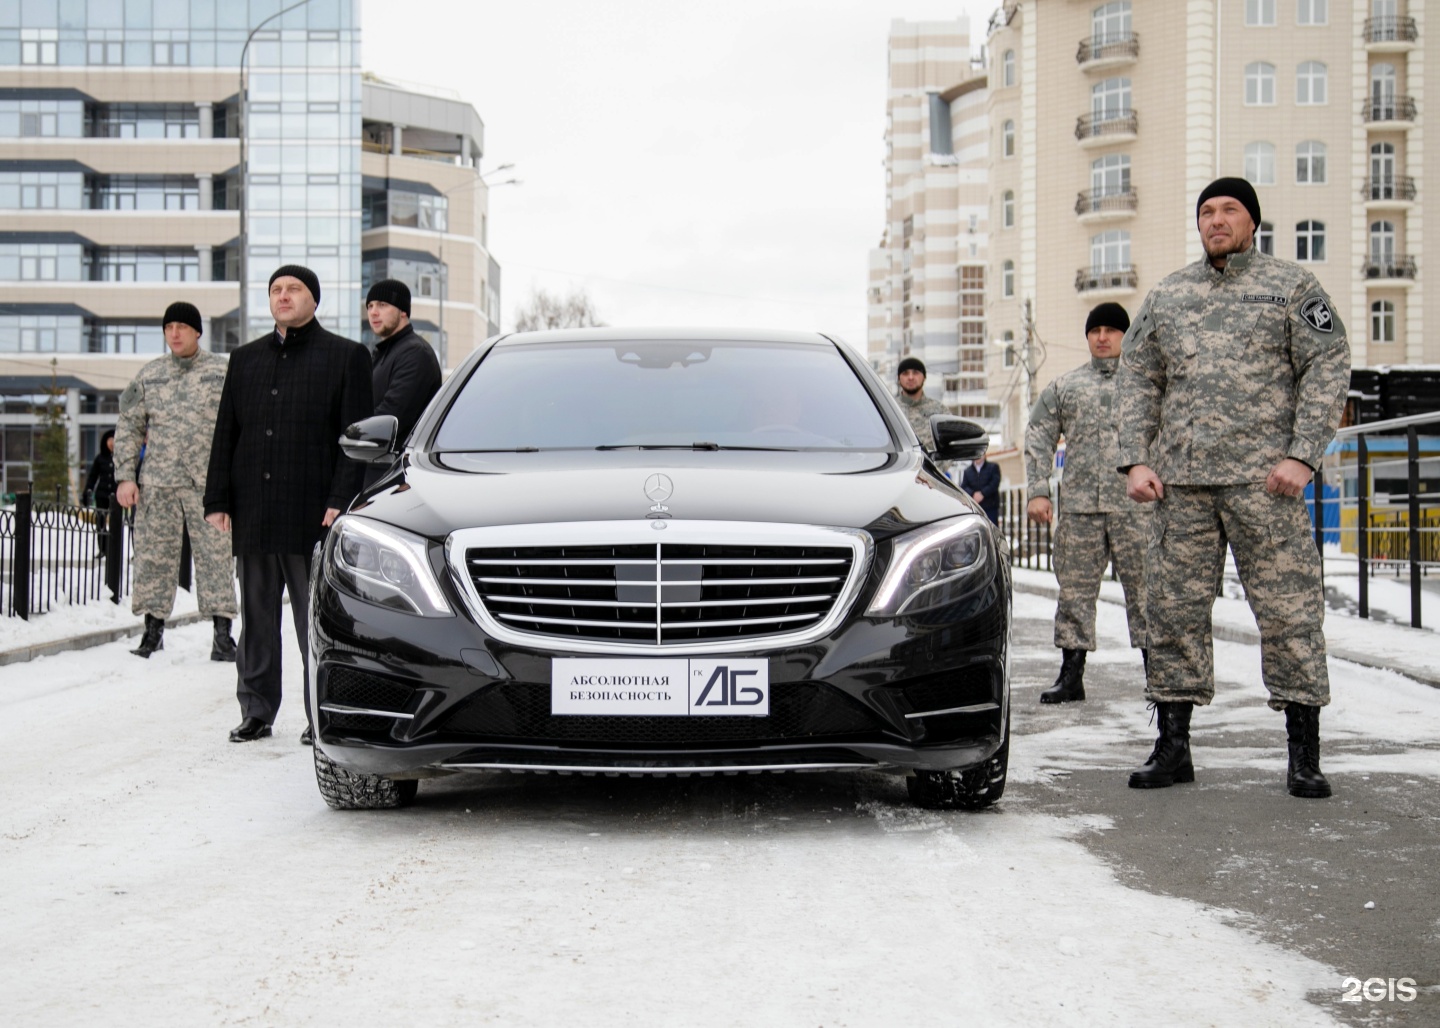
[116,347,229,489]
[1117,246,1350,484]
[897,390,948,450]
[1025,356,1130,513]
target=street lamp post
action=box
[436,164,518,369]
[237,0,315,345]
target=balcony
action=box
[1363,256,1417,286]
[1075,110,1137,147]
[1075,187,1138,222]
[1363,96,1417,128]
[1364,16,1417,52]
[1363,176,1417,209]
[1076,33,1139,71]
[1075,266,1137,294]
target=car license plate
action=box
[551,658,770,716]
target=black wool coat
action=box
[204,318,373,555]
[371,323,442,443]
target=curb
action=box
[1011,576,1440,690]
[0,610,211,667]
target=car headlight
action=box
[325,517,453,617]
[866,516,994,617]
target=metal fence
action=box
[998,485,1054,573]
[1314,411,1439,629]
[2,493,137,619]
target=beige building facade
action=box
[873,0,1431,462]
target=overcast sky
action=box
[361,0,1000,347]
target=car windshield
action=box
[433,338,894,452]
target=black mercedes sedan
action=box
[310,328,1010,810]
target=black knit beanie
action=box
[162,301,203,335]
[1085,302,1130,335]
[268,264,321,305]
[897,356,927,377]
[365,278,411,316]
[1196,177,1261,229]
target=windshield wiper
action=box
[594,442,801,452]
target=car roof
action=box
[491,327,839,348]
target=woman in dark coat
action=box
[82,428,118,509]
[82,428,118,556]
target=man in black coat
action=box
[204,264,373,744]
[363,278,441,487]
[961,454,1002,524]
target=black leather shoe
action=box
[300,726,313,746]
[229,717,272,743]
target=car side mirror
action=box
[340,415,399,463]
[929,416,989,462]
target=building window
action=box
[1370,300,1395,345]
[1002,330,1017,368]
[1257,221,1274,255]
[1091,77,1132,120]
[1370,63,1397,119]
[153,42,190,67]
[1296,220,1325,262]
[958,265,985,317]
[1091,153,1131,195]
[1370,141,1396,188]
[1244,142,1276,185]
[1297,0,1328,26]
[0,171,84,210]
[1001,260,1015,298]
[1090,230,1131,272]
[1246,0,1276,26]
[1296,141,1326,184]
[1296,62,1327,105]
[1002,191,1015,229]
[1369,220,1396,262]
[1092,2,1132,44]
[88,41,124,65]
[1001,120,1015,158]
[927,93,953,155]
[1002,50,1016,87]
[88,248,201,283]
[21,29,58,65]
[1245,63,1276,105]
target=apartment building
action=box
[869,18,1000,432]
[0,0,499,497]
[873,1,1430,458]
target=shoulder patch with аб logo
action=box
[1300,297,1335,333]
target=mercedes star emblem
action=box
[644,473,674,503]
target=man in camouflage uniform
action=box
[1025,302,1150,704]
[115,302,238,661]
[1117,178,1350,799]
[896,356,951,474]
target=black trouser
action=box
[235,552,313,726]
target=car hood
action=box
[351,449,980,540]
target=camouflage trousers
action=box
[131,484,238,621]
[1052,509,1148,650]
[1145,484,1329,710]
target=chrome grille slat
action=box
[449,521,870,651]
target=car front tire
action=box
[314,747,419,810]
[906,736,1008,810]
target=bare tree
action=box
[513,286,605,332]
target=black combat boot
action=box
[131,614,165,658]
[1040,648,1086,704]
[1128,701,1195,788]
[211,616,238,662]
[1285,704,1332,799]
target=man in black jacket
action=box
[204,265,373,744]
[364,278,441,486]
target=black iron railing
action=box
[1363,16,1418,45]
[1364,176,1417,202]
[1361,256,1417,280]
[1076,34,1139,65]
[2,494,136,619]
[1075,110,1137,140]
[1363,96,1417,123]
[1075,188,1138,216]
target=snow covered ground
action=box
[5,573,1438,1025]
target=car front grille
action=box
[462,539,859,646]
[438,681,886,744]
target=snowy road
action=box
[2,593,1436,1027]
